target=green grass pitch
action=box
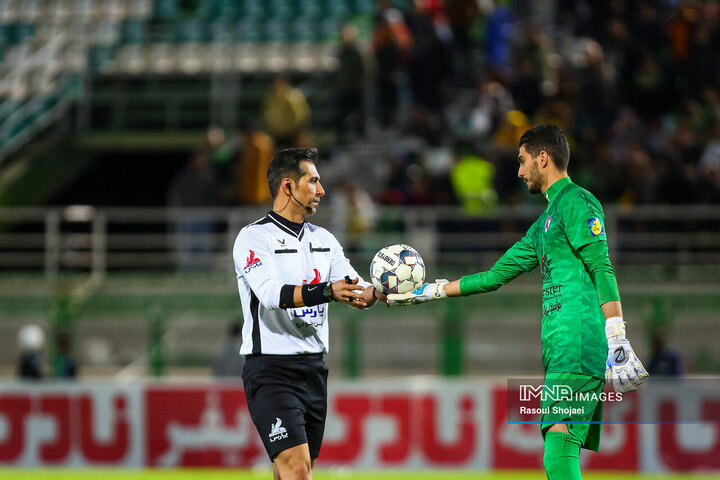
[1,470,719,480]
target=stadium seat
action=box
[148,42,177,73]
[177,43,209,73]
[181,19,211,43]
[127,0,153,19]
[113,44,145,73]
[12,23,36,44]
[208,42,233,72]
[235,19,263,43]
[209,20,234,43]
[105,0,128,22]
[120,19,147,44]
[87,44,115,72]
[0,0,360,77]
[152,0,179,22]
[265,19,290,43]
[17,0,41,23]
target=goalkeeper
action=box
[388,124,648,480]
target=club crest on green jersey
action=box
[587,217,604,236]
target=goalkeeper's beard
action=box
[525,164,543,195]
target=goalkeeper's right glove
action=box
[605,317,649,393]
[387,279,448,306]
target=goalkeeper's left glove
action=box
[605,317,649,393]
[387,279,449,306]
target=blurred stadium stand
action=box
[0,0,719,380]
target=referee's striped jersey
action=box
[232,211,371,355]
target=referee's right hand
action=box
[331,277,367,307]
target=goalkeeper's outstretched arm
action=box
[388,236,538,305]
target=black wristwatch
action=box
[323,282,335,302]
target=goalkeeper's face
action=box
[517,147,544,194]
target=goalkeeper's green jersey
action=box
[460,177,617,378]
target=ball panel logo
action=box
[377,251,396,266]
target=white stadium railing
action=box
[0,205,719,276]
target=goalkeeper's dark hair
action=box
[518,124,570,171]
[267,147,318,198]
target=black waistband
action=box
[245,352,324,360]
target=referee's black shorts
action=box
[242,353,329,461]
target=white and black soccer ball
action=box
[370,244,426,294]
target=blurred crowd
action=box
[167,0,720,222]
[369,0,720,206]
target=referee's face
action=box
[297,161,325,216]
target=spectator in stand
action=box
[647,328,684,377]
[406,0,450,115]
[235,120,275,206]
[445,0,479,87]
[55,331,77,379]
[628,55,668,122]
[335,24,366,144]
[484,0,515,79]
[262,75,311,149]
[372,0,412,128]
[212,319,245,378]
[698,118,720,202]
[331,179,377,254]
[574,39,617,136]
[405,162,435,205]
[17,324,44,380]
[466,80,514,139]
[204,125,233,176]
[167,149,221,270]
[511,24,548,118]
[450,147,497,215]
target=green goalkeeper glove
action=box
[387,280,449,306]
[605,317,649,393]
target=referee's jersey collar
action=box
[543,176,572,203]
[267,211,304,237]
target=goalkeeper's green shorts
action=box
[540,373,604,452]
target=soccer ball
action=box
[370,244,426,294]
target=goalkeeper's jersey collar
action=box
[543,176,572,203]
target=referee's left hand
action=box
[331,277,367,307]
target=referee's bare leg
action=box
[273,443,315,480]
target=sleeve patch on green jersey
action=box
[587,217,604,236]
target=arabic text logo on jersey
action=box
[587,217,604,236]
[243,250,262,273]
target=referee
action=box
[232,147,382,479]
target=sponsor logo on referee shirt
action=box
[269,417,288,442]
[301,268,321,285]
[243,250,262,273]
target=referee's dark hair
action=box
[267,147,318,198]
[519,124,570,171]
